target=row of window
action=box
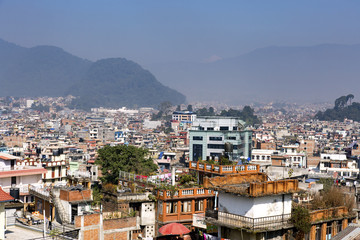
[165,199,205,214]
[197,126,239,131]
[252,155,271,161]
[193,136,240,141]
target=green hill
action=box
[67,58,186,110]
[315,95,360,121]
[0,39,186,109]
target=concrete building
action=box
[0,153,47,203]
[0,187,14,240]
[189,117,252,162]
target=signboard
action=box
[192,213,206,229]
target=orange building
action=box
[156,187,215,229]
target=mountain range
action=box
[147,44,360,104]
[2,38,360,107]
[0,39,186,109]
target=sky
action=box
[0,0,360,66]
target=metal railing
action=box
[67,170,91,179]
[119,170,170,186]
[205,210,292,231]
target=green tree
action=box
[291,205,311,240]
[96,145,158,184]
[187,104,193,112]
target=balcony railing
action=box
[2,185,30,195]
[67,170,91,179]
[189,161,259,174]
[157,188,214,200]
[29,184,51,201]
[205,210,292,231]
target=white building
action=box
[319,153,359,178]
[0,153,46,203]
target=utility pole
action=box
[43,209,46,238]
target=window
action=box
[227,136,236,140]
[207,144,224,149]
[207,198,214,210]
[233,126,238,131]
[219,126,229,131]
[193,136,203,141]
[166,202,178,214]
[252,155,255,160]
[267,156,270,160]
[207,127,214,131]
[195,200,204,211]
[181,201,192,212]
[336,220,342,233]
[209,136,222,141]
[262,156,265,160]
[193,144,203,161]
[11,176,16,185]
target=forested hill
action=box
[315,94,360,121]
[0,39,186,109]
[67,58,186,110]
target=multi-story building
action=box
[319,153,359,178]
[281,145,307,168]
[204,172,356,240]
[156,187,215,230]
[0,153,47,203]
[189,117,252,162]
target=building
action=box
[319,153,359,178]
[0,153,47,203]
[204,172,356,240]
[156,187,215,230]
[204,172,297,239]
[0,187,14,239]
[189,117,252,162]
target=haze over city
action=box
[1,1,360,104]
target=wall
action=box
[140,202,155,226]
[75,213,140,240]
[219,192,292,218]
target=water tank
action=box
[224,142,233,152]
[10,188,19,200]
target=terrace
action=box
[157,187,214,200]
[189,161,259,175]
[205,210,292,231]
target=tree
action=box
[159,101,172,116]
[291,205,311,240]
[347,94,354,105]
[96,145,158,184]
[187,104,193,112]
[208,107,215,116]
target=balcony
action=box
[67,170,91,179]
[2,184,30,195]
[29,184,52,202]
[205,210,292,231]
[157,187,215,200]
[189,161,259,175]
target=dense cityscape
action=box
[0,95,358,239]
[2,1,360,240]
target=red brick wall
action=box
[104,232,127,240]
[75,213,138,240]
[103,217,137,231]
[75,213,100,228]
[83,229,99,240]
[60,189,92,202]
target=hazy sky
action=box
[0,0,360,65]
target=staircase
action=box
[50,188,71,224]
